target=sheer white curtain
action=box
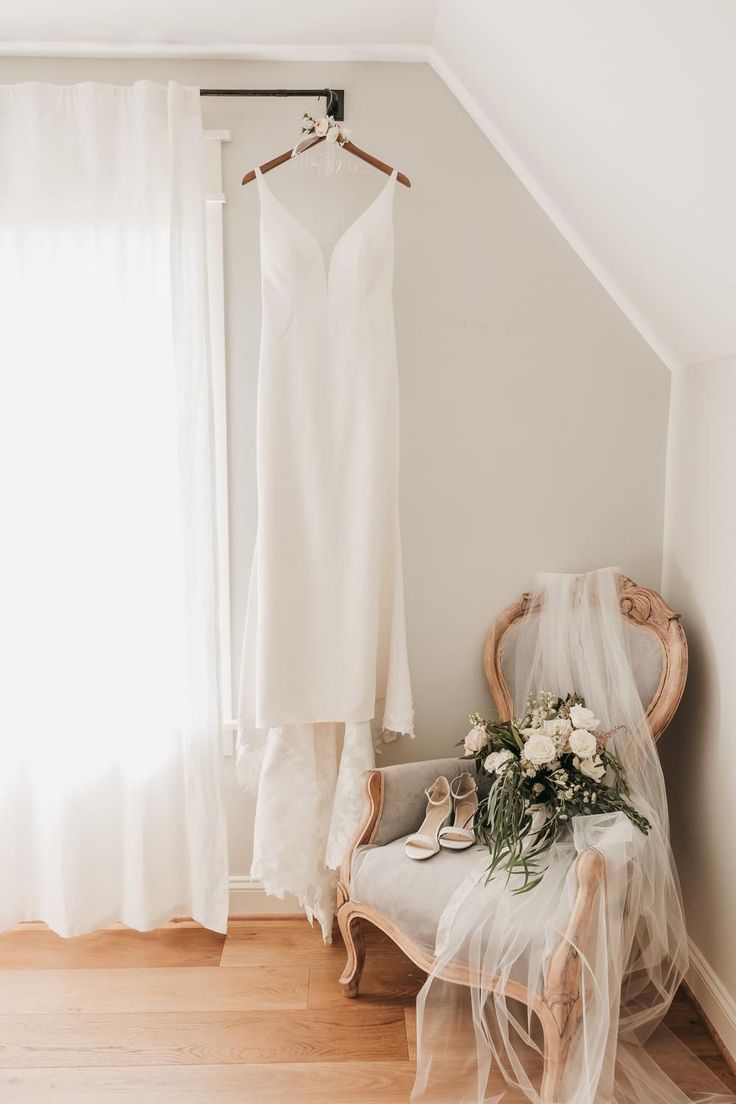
[0,81,229,936]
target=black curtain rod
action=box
[199,87,345,121]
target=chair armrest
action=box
[338,758,467,903]
[543,847,605,1036]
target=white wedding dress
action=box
[237,166,414,937]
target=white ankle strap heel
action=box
[405,776,453,860]
[439,772,478,850]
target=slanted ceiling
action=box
[431,1,736,372]
[2,0,733,371]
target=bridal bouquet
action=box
[461,693,651,892]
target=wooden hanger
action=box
[242,134,411,188]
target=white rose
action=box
[570,704,600,731]
[569,729,597,758]
[464,724,489,754]
[313,117,330,136]
[325,124,342,143]
[523,733,557,766]
[484,749,514,775]
[578,756,606,782]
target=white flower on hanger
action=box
[313,117,330,136]
[464,724,489,754]
[577,755,606,782]
[570,704,600,731]
[484,749,514,775]
[523,733,557,766]
[569,728,597,758]
[325,124,342,143]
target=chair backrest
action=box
[483,575,687,741]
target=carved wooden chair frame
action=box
[336,575,687,1102]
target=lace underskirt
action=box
[238,721,399,940]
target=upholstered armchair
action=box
[337,576,687,1102]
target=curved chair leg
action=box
[539,1011,573,1104]
[337,903,366,998]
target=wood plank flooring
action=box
[0,919,732,1103]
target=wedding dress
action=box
[413,569,734,1104]
[237,166,414,938]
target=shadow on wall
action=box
[660,562,720,950]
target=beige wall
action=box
[0,58,671,881]
[662,356,736,1031]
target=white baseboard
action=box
[228,875,301,917]
[687,939,736,1064]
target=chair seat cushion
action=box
[351,835,487,952]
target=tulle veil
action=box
[412,568,733,1104]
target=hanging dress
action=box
[237,166,414,938]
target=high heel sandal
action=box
[439,772,478,850]
[405,776,452,860]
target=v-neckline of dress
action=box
[255,166,397,284]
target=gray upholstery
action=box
[355,757,485,952]
[500,620,665,713]
[352,834,481,950]
[371,757,467,847]
[623,623,666,709]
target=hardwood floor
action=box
[0,919,732,1103]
